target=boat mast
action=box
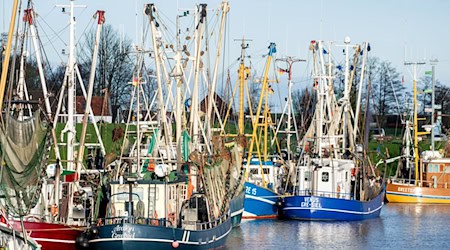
[245,42,276,187]
[405,61,426,186]
[190,4,207,150]
[0,0,19,113]
[66,0,77,173]
[75,11,105,179]
[175,10,185,170]
[146,4,172,162]
[205,0,229,139]
[238,38,250,135]
[275,56,305,163]
[353,42,369,141]
[24,8,61,159]
[430,59,438,151]
[342,37,351,154]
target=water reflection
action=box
[226,204,450,249]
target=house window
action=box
[263,168,270,174]
[322,172,329,182]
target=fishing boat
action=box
[386,62,450,203]
[280,39,384,221]
[213,38,255,224]
[241,42,288,219]
[87,2,239,249]
[5,2,108,249]
[0,1,83,249]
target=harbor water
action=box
[226,204,450,249]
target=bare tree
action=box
[292,87,316,136]
[372,60,404,117]
[79,24,134,122]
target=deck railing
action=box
[391,178,449,189]
[98,211,230,230]
[99,216,173,227]
[294,189,353,200]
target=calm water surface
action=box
[225,204,450,249]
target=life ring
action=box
[51,204,59,217]
[147,159,155,172]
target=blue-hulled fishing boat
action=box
[85,2,240,249]
[280,39,384,221]
[241,43,287,219]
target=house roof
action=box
[76,96,110,116]
[200,92,231,115]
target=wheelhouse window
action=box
[428,164,440,173]
[304,171,310,181]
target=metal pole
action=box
[0,0,19,113]
[430,59,438,151]
[76,11,105,178]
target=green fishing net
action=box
[0,111,51,216]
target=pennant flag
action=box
[182,131,191,161]
[142,129,159,173]
[278,67,288,75]
[322,48,328,54]
[425,70,432,75]
[402,76,404,85]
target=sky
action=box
[2,0,450,109]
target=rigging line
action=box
[387,70,402,118]
[40,5,56,19]
[76,16,95,50]
[34,22,65,63]
[156,8,176,34]
[38,16,69,46]
[76,20,96,65]
[155,12,176,45]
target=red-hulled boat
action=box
[14,221,81,250]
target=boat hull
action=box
[243,182,279,219]
[386,182,450,203]
[281,191,384,221]
[13,221,80,250]
[230,189,245,227]
[88,217,232,250]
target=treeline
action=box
[292,56,450,133]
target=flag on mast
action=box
[278,67,288,75]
